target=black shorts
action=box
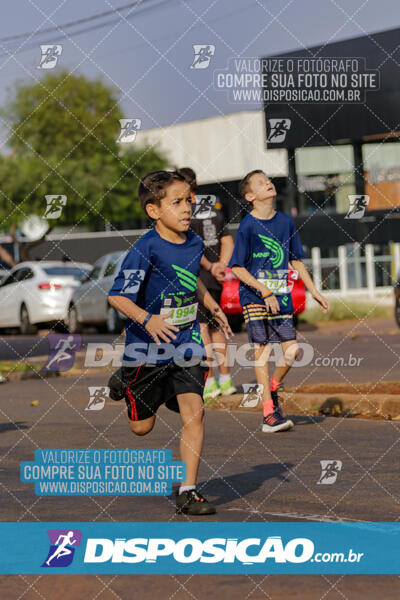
[197,287,222,326]
[109,362,209,421]
[243,304,296,344]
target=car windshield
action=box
[42,267,90,281]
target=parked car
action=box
[220,267,306,332]
[0,261,92,334]
[66,251,127,334]
[395,277,400,327]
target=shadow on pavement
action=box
[0,421,30,434]
[200,462,293,506]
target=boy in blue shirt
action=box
[108,170,232,514]
[229,170,329,432]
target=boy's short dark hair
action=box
[138,170,186,213]
[238,169,266,198]
[177,167,197,192]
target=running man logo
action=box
[85,386,110,411]
[118,119,142,143]
[42,529,82,568]
[42,334,82,372]
[171,265,198,292]
[37,45,62,69]
[190,45,215,69]
[267,119,291,144]
[257,235,284,268]
[317,460,342,484]
[121,269,146,294]
[192,195,217,219]
[239,383,264,408]
[43,195,67,219]
[345,195,370,219]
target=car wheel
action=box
[395,289,400,328]
[67,304,82,333]
[227,314,243,333]
[19,304,37,335]
[106,306,123,334]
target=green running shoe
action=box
[203,379,221,403]
[219,377,237,396]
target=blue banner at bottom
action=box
[0,522,398,574]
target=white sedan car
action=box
[0,261,92,334]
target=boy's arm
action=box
[200,255,224,280]
[290,259,329,313]
[231,266,279,314]
[219,234,234,267]
[196,278,233,339]
[108,295,179,345]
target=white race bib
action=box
[160,292,198,328]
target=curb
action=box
[205,391,400,419]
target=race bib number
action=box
[160,292,198,328]
[257,270,294,295]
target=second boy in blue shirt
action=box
[229,170,329,433]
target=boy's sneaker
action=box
[219,377,237,396]
[262,410,293,433]
[176,489,216,515]
[271,386,294,428]
[203,379,221,402]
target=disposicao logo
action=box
[83,536,314,564]
[42,529,82,567]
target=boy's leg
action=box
[272,339,300,385]
[210,326,236,395]
[200,322,221,401]
[254,342,293,432]
[177,392,204,486]
[175,391,216,515]
[123,407,155,436]
[253,342,273,414]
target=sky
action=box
[0,0,399,135]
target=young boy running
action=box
[178,167,236,402]
[108,170,232,514]
[228,170,329,432]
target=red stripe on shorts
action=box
[126,364,142,421]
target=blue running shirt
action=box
[228,212,305,314]
[109,228,206,365]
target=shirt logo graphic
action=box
[257,235,284,268]
[121,269,145,293]
[171,265,197,292]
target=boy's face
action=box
[245,172,276,203]
[146,180,192,232]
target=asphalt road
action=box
[1,317,399,388]
[1,369,400,598]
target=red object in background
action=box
[220,268,306,316]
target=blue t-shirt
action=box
[228,211,305,314]
[108,228,206,365]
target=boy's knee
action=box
[128,419,155,436]
[182,406,204,427]
[284,343,300,364]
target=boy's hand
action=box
[210,304,234,339]
[210,262,226,283]
[312,291,330,313]
[263,293,280,314]
[144,313,179,345]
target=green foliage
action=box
[0,71,168,229]
[300,301,392,323]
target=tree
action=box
[0,71,168,230]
